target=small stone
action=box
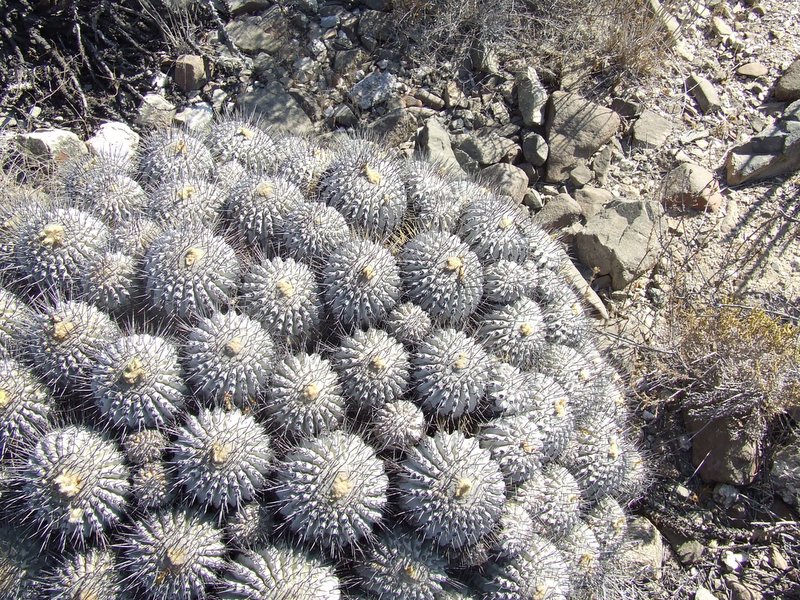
[87,122,139,162]
[711,16,734,38]
[724,577,762,600]
[574,186,613,219]
[622,517,664,579]
[611,97,643,119]
[676,539,705,565]
[695,587,719,600]
[675,484,692,500]
[443,81,468,109]
[687,75,722,113]
[592,144,613,184]
[17,129,87,163]
[328,104,358,127]
[457,132,519,166]
[349,71,396,110]
[480,163,529,204]
[237,82,313,134]
[416,118,462,173]
[661,162,723,211]
[631,110,673,149]
[722,550,747,573]
[684,412,760,485]
[771,432,800,510]
[369,109,417,145]
[769,546,789,570]
[174,54,207,92]
[737,62,769,78]
[532,192,582,229]
[413,89,445,110]
[137,93,176,128]
[173,103,214,132]
[775,59,800,101]
[523,189,543,210]
[522,131,549,166]
[225,12,288,55]
[568,164,593,187]
[516,66,548,127]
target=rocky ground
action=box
[1,0,799,598]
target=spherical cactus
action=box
[15,205,110,295]
[79,250,137,316]
[171,407,273,512]
[206,117,278,170]
[131,460,175,512]
[27,299,120,394]
[474,297,547,370]
[273,430,388,555]
[322,238,400,331]
[120,508,226,600]
[143,225,240,323]
[478,413,545,484]
[353,529,449,600]
[396,430,505,550]
[261,352,346,440]
[386,301,433,347]
[226,173,305,249]
[0,357,53,457]
[523,223,566,272]
[515,464,582,539]
[183,311,275,409]
[43,547,122,600]
[239,256,322,349]
[405,158,465,233]
[367,399,427,453]
[482,259,537,305]
[557,521,603,588]
[537,278,590,347]
[139,128,214,184]
[0,522,48,599]
[111,217,163,258]
[584,496,627,552]
[18,425,130,547]
[91,333,187,430]
[411,329,490,419]
[223,502,274,551]
[219,543,341,600]
[399,231,483,325]
[272,134,331,193]
[0,287,35,354]
[317,138,407,239]
[122,428,169,465]
[279,201,351,265]
[332,328,410,412]
[456,196,530,264]
[0,188,48,282]
[69,169,148,228]
[148,177,226,227]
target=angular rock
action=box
[173,103,214,132]
[225,12,289,55]
[545,91,620,182]
[227,0,271,16]
[575,199,664,290]
[480,163,528,204]
[622,517,664,579]
[560,258,609,320]
[695,587,719,600]
[137,93,176,128]
[416,118,462,173]
[661,162,723,212]
[359,9,394,42]
[568,164,593,187]
[592,144,613,184]
[575,186,613,219]
[533,193,582,230]
[775,59,800,101]
[771,432,800,510]
[237,82,313,134]
[350,71,396,110]
[516,66,548,127]
[737,62,769,78]
[87,122,139,162]
[687,74,721,113]
[611,97,643,119]
[369,109,417,145]
[174,54,207,92]
[414,89,445,110]
[17,129,87,163]
[457,132,519,166]
[522,131,548,166]
[684,411,760,485]
[443,81,468,109]
[726,100,800,184]
[631,110,673,149]
[328,104,358,128]
[334,48,370,74]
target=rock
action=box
[545,92,620,182]
[611,97,643,119]
[559,259,609,320]
[334,48,370,74]
[695,587,719,600]
[414,89,445,110]
[457,132,519,166]
[532,193,582,229]
[328,104,358,127]
[480,163,529,204]
[516,66,548,127]
[173,103,214,132]
[416,118,462,172]
[575,186,614,219]
[661,162,723,211]
[523,189,543,211]
[137,93,176,128]
[775,59,800,101]
[225,12,288,55]
[575,199,664,290]
[687,74,721,113]
[174,54,207,92]
[726,100,800,184]
[771,432,800,510]
[349,71,396,110]
[675,539,705,565]
[453,148,479,173]
[592,144,613,184]
[568,164,593,187]
[684,411,760,485]
[737,62,769,78]
[522,132,549,166]
[769,546,789,570]
[469,40,500,75]
[227,0,270,16]
[631,110,673,149]
[443,81,468,109]
[622,517,664,579]
[368,109,417,145]
[86,122,139,162]
[17,129,87,163]
[724,578,762,600]
[360,0,392,9]
[237,82,313,134]
[358,9,394,42]
[711,16,734,38]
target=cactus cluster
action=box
[0,115,646,599]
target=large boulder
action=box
[237,82,313,133]
[545,92,620,182]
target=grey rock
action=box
[416,118,462,173]
[684,412,760,485]
[137,93,176,128]
[320,15,339,29]
[523,189,543,211]
[559,258,609,320]
[18,128,87,163]
[469,40,500,75]
[545,91,620,182]
[443,81,468,109]
[695,587,719,600]
[516,66,548,127]
[87,122,139,162]
[522,132,549,166]
[611,97,643,119]
[592,144,613,184]
[631,110,673,149]
[173,103,214,132]
[568,164,593,187]
[360,0,392,9]
[575,199,664,290]
[724,578,763,600]
[661,162,723,211]
[289,0,318,14]
[771,432,800,510]
[369,109,418,145]
[359,9,394,41]
[457,132,519,166]
[575,186,613,219]
[227,0,270,16]
[334,48,370,74]
[676,539,705,565]
[414,89,445,110]
[775,59,800,101]
[517,162,538,185]
[453,148,479,173]
[225,12,289,55]
[174,54,207,92]
[237,82,313,134]
[687,74,721,113]
[737,62,769,78]
[622,517,664,579]
[349,71,396,110]
[480,163,529,204]
[533,193,582,229]
[328,104,358,127]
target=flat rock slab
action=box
[631,109,673,149]
[545,91,620,182]
[684,411,759,485]
[237,82,313,134]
